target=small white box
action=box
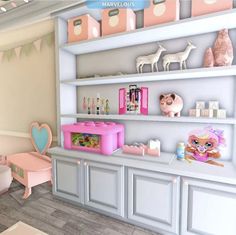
[216,109,227,118]
[209,101,219,110]
[196,101,205,109]
[201,109,214,118]
[189,109,201,117]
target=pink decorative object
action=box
[62,121,124,155]
[7,122,52,199]
[144,0,179,27]
[102,8,136,36]
[119,85,148,115]
[191,0,232,17]
[185,126,225,167]
[213,29,234,66]
[203,48,214,67]
[160,93,183,117]
[68,14,100,43]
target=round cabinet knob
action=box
[77,161,80,165]
[84,162,87,166]
[173,178,177,184]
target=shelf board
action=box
[48,147,236,185]
[61,9,236,55]
[60,66,236,86]
[60,113,236,124]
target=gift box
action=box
[191,0,233,17]
[68,14,100,43]
[144,0,180,27]
[102,8,136,36]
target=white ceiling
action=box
[0,0,84,31]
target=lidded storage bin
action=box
[102,8,136,36]
[144,0,180,27]
[68,14,100,43]
[191,0,233,17]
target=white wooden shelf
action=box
[60,113,236,124]
[48,147,236,185]
[61,9,236,55]
[60,66,236,86]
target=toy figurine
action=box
[87,98,91,114]
[159,93,183,117]
[185,126,225,167]
[83,97,87,111]
[92,98,95,114]
[101,99,105,115]
[162,42,196,71]
[136,44,166,73]
[105,99,110,115]
[96,93,100,115]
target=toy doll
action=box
[185,126,225,167]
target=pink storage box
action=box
[102,8,136,36]
[62,121,124,155]
[68,14,100,43]
[144,0,179,27]
[192,0,233,17]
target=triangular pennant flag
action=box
[4,49,14,61]
[34,39,42,52]
[44,33,54,47]
[0,51,3,63]
[15,46,22,58]
[22,43,33,56]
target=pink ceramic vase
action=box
[203,48,214,67]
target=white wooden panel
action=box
[181,178,236,235]
[53,157,81,203]
[84,161,124,217]
[60,84,77,114]
[128,168,179,233]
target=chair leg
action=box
[23,186,32,199]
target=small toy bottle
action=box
[96,93,100,115]
[176,142,185,161]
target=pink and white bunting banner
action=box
[15,47,22,58]
[34,39,42,52]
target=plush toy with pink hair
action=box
[185,126,225,167]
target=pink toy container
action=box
[62,121,124,155]
[191,0,233,17]
[144,0,179,27]
[102,8,136,36]
[68,14,100,43]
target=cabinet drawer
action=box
[84,161,124,217]
[181,178,236,235]
[53,157,82,203]
[128,168,179,234]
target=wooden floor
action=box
[0,181,161,235]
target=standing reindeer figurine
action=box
[162,42,196,71]
[136,44,166,73]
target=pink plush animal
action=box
[160,93,183,117]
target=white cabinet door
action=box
[181,178,236,235]
[53,156,82,203]
[84,161,124,217]
[128,168,180,234]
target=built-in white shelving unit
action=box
[50,4,236,235]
